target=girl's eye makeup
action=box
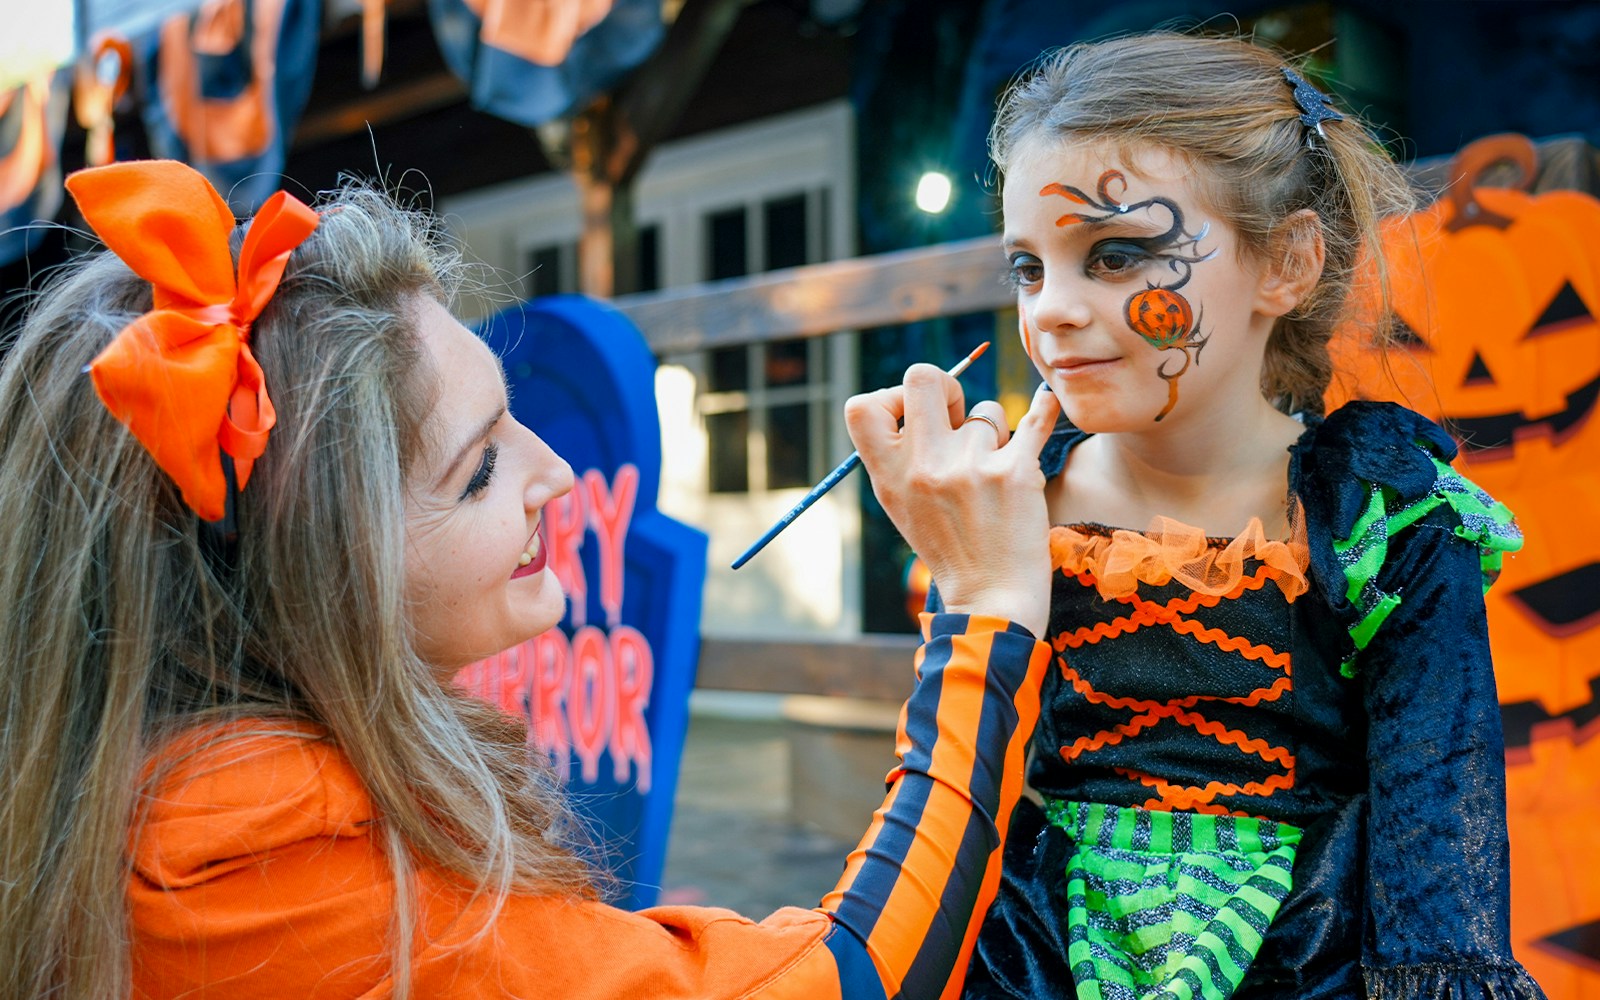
[1007,253,1044,289]
[461,442,499,500]
[1088,240,1152,278]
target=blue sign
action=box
[455,295,707,910]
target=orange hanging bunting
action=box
[64,160,318,521]
[469,0,616,67]
[430,0,661,126]
[361,0,387,88]
[139,0,320,213]
[0,77,54,213]
[0,71,69,267]
[73,34,134,166]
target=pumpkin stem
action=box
[1445,132,1538,232]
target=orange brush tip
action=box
[951,341,990,376]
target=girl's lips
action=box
[511,527,546,579]
[1051,357,1119,375]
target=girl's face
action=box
[403,297,574,671]
[1002,138,1279,432]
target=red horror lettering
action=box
[584,465,637,627]
[545,489,588,626]
[610,625,653,792]
[530,630,570,759]
[567,626,614,784]
[456,625,655,791]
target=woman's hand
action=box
[845,366,1060,638]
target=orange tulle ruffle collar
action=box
[1050,504,1310,602]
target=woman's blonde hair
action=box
[990,31,1418,416]
[0,185,589,1000]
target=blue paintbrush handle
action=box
[730,340,990,571]
[730,450,861,569]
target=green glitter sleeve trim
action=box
[1332,445,1522,678]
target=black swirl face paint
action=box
[1041,170,1216,421]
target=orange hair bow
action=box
[65,160,317,522]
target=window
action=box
[695,189,834,494]
[525,242,575,299]
[524,223,660,298]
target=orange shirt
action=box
[130,615,1049,999]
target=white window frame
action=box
[442,102,860,638]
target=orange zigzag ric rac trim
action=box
[1058,659,1291,713]
[1090,564,1276,615]
[1116,766,1297,810]
[1055,585,1293,673]
[1057,666,1295,766]
[1170,709,1295,765]
[1060,709,1163,760]
[1167,617,1292,669]
[1053,603,1167,650]
[1050,507,1309,603]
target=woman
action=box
[0,159,1059,1000]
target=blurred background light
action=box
[914,170,951,214]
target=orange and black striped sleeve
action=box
[815,612,1051,999]
[129,614,1049,1000]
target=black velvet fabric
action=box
[964,402,1547,1000]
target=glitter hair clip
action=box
[1281,67,1344,144]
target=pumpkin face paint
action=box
[1003,142,1269,433]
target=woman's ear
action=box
[1256,209,1325,317]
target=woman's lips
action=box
[511,527,546,579]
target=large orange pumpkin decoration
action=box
[1328,133,1600,997]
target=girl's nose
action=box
[1030,274,1093,335]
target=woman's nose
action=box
[521,424,575,506]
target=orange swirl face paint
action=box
[1039,170,1216,421]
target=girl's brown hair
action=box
[990,31,1417,415]
[0,186,589,1000]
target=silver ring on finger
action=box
[962,411,1004,443]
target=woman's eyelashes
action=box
[461,442,499,500]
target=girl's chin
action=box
[1058,400,1155,434]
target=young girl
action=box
[0,159,1062,999]
[948,32,1547,1000]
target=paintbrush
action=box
[730,341,992,570]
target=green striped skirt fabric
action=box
[1043,800,1302,1000]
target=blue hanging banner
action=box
[454,295,707,910]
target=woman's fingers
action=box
[901,363,967,437]
[845,370,1060,637]
[843,385,905,455]
[1003,382,1061,459]
[959,400,1010,449]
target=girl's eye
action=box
[461,442,499,500]
[1088,241,1150,278]
[1007,254,1044,289]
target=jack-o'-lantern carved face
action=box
[1328,133,1600,987]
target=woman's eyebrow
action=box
[440,405,507,488]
